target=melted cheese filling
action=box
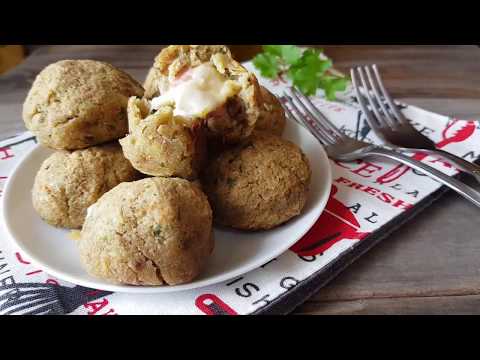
[151,63,240,118]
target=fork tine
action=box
[281,96,332,146]
[287,89,341,142]
[288,87,346,139]
[354,67,391,131]
[371,64,409,125]
[283,92,337,144]
[351,68,385,136]
[277,96,304,127]
[280,99,308,132]
[363,66,398,129]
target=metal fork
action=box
[282,87,480,209]
[351,64,480,183]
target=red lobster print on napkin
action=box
[290,186,369,257]
[377,120,477,184]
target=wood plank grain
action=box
[325,45,480,99]
[297,294,480,315]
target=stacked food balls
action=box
[25,45,312,287]
[134,45,310,231]
[23,58,212,286]
[25,60,144,229]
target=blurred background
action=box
[0,45,26,74]
[0,45,262,75]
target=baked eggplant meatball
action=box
[32,143,141,229]
[23,60,144,150]
[202,132,311,231]
[78,177,214,286]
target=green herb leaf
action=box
[280,45,303,65]
[252,53,280,79]
[252,45,349,100]
[288,66,320,96]
[287,51,327,95]
[291,49,333,75]
[263,45,283,57]
[318,76,349,101]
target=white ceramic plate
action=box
[2,120,332,294]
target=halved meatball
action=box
[119,97,206,180]
[144,45,262,144]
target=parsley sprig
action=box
[253,45,348,100]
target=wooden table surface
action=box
[1,45,480,315]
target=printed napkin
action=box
[1,63,479,315]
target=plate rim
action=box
[1,125,332,294]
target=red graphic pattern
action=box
[84,298,117,315]
[0,147,14,161]
[15,252,31,265]
[377,120,477,184]
[196,294,238,315]
[14,252,59,285]
[438,120,476,148]
[291,186,369,257]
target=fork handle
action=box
[361,147,480,208]
[399,148,480,183]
